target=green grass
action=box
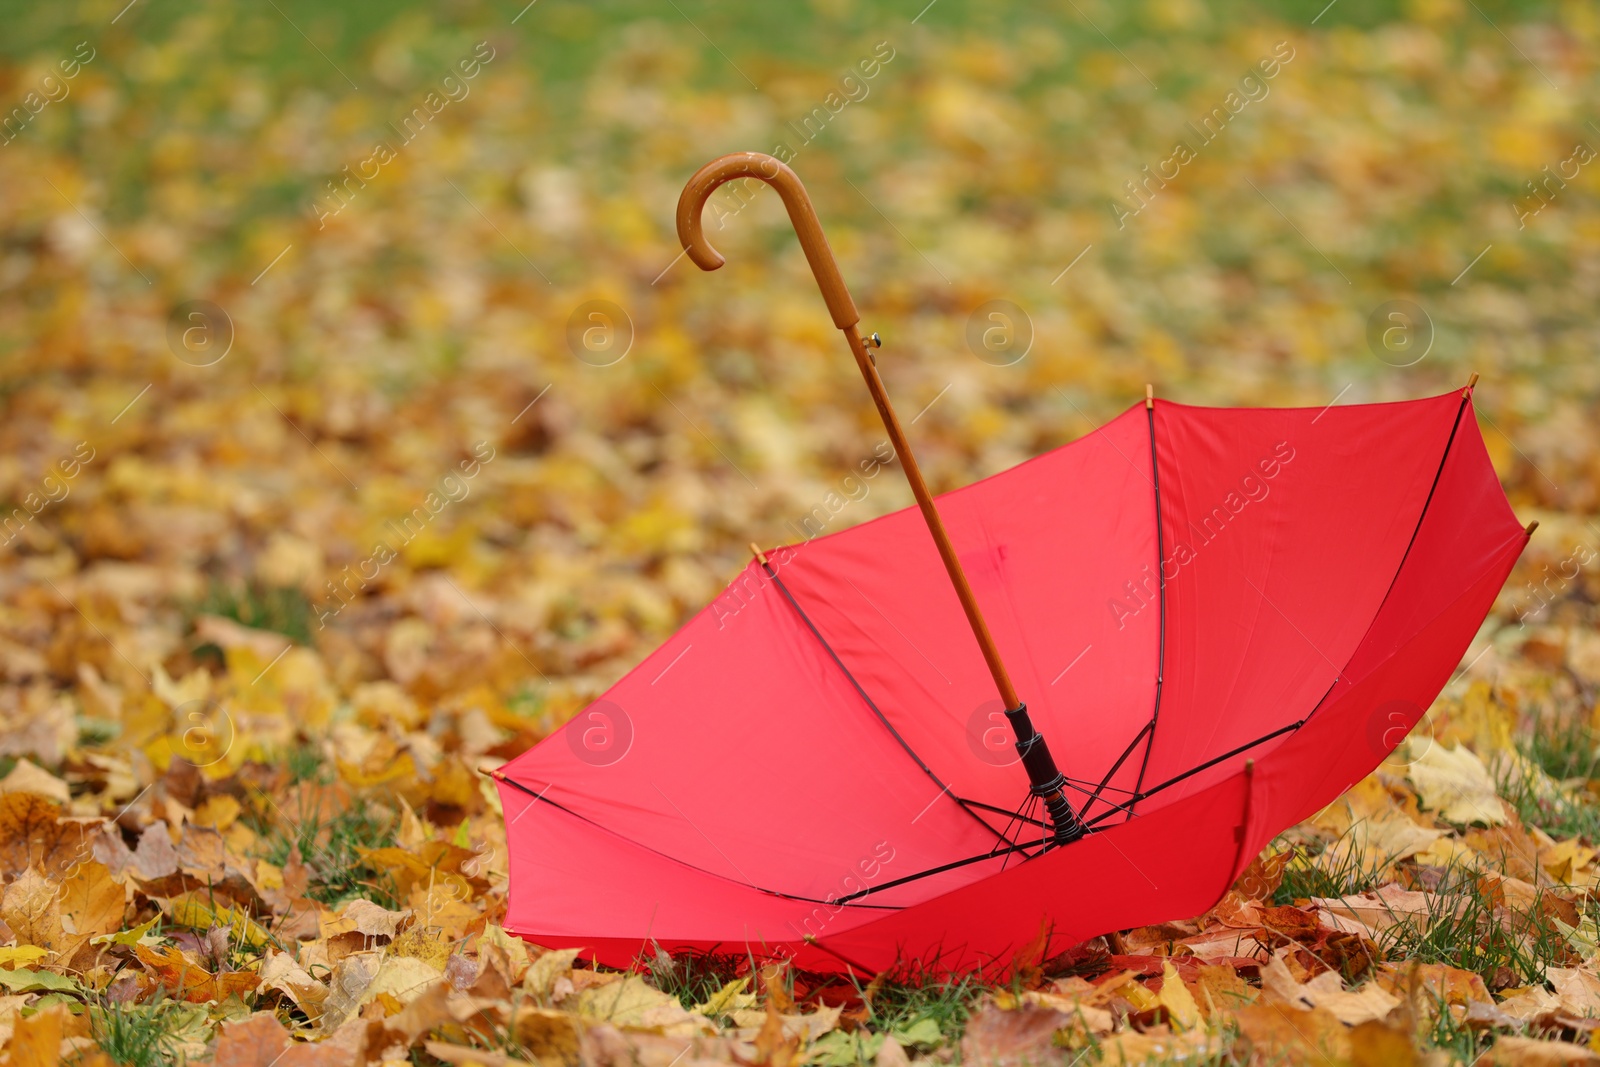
[188,579,314,646]
[862,971,984,1042]
[1272,828,1388,906]
[1377,864,1565,986]
[89,999,188,1067]
[1499,711,1600,842]
[1421,990,1498,1065]
[643,947,749,1012]
[253,785,399,908]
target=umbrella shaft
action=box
[842,325,1081,843]
[843,324,1020,707]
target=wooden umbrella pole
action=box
[677,152,1083,843]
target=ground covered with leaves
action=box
[1,0,1599,1063]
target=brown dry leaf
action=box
[525,945,580,1003]
[1314,812,1448,883]
[131,942,259,1003]
[191,793,242,831]
[959,1002,1070,1067]
[259,950,330,1017]
[0,762,69,805]
[411,881,479,940]
[1349,1017,1419,1066]
[751,996,799,1067]
[211,1014,293,1067]
[1379,962,1491,1009]
[52,859,124,970]
[1260,952,1400,1025]
[318,951,382,1032]
[1,1003,68,1067]
[358,843,480,898]
[321,898,410,939]
[426,1041,542,1067]
[1408,742,1507,825]
[1194,963,1257,1017]
[1234,1003,1351,1064]
[1096,1028,1222,1065]
[1482,1036,1600,1065]
[0,869,61,962]
[875,1034,911,1067]
[1231,847,1290,902]
[1548,968,1600,1019]
[211,1013,354,1067]
[0,794,92,878]
[1011,988,1113,1036]
[1496,985,1564,1021]
[366,954,445,1006]
[1313,883,1441,937]
[511,1006,584,1066]
[574,975,712,1036]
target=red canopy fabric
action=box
[496,389,1526,975]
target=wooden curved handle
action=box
[676,152,860,329]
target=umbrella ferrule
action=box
[1003,703,1085,844]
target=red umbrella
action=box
[492,153,1530,976]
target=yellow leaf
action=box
[1155,962,1200,1029]
[0,946,52,967]
[1407,742,1506,825]
[695,976,756,1016]
[165,892,271,950]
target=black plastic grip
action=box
[1004,703,1085,844]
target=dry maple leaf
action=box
[1260,952,1400,1026]
[1482,1035,1600,1066]
[211,1013,353,1067]
[51,860,125,971]
[1,1003,69,1067]
[959,1001,1072,1067]
[0,794,93,878]
[131,942,259,1004]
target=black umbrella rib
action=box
[1084,388,1469,828]
[1077,720,1152,823]
[494,771,901,910]
[762,561,1013,847]
[1081,717,1306,830]
[831,840,1038,905]
[829,718,1303,902]
[1126,397,1169,817]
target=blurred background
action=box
[0,0,1595,760]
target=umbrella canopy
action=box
[494,154,1529,976]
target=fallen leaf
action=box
[959,1002,1070,1067]
[0,970,79,994]
[0,794,91,880]
[52,860,125,969]
[695,976,755,1016]
[1234,1003,1350,1063]
[1408,742,1507,825]
[0,761,69,804]
[575,975,712,1036]
[2,1003,67,1067]
[132,943,258,1003]
[322,898,410,940]
[1482,1035,1600,1065]
[164,891,270,950]
[1154,961,1200,1029]
[1260,952,1399,1025]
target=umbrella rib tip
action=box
[1525,519,1539,536]
[1464,371,1480,397]
[1145,383,1154,410]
